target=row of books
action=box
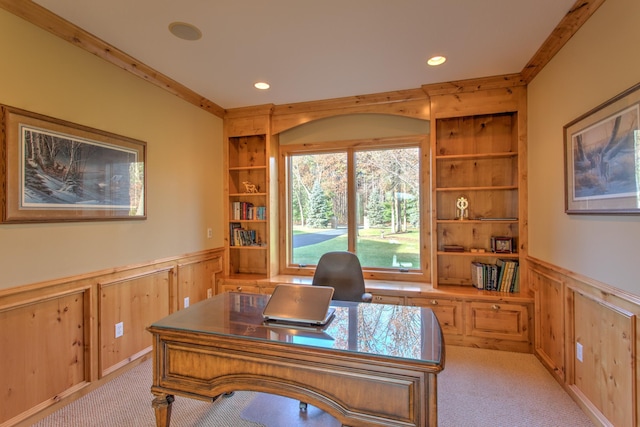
[471,259,520,292]
[229,223,259,246]
[232,202,266,220]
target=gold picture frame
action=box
[1,105,146,223]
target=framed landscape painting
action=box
[1,105,146,223]
[564,83,640,214]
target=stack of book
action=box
[229,223,258,246]
[232,202,267,220]
[471,259,519,292]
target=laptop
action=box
[262,284,336,327]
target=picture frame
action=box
[491,236,514,254]
[1,105,146,223]
[564,82,640,214]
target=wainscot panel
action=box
[0,248,223,427]
[527,257,640,427]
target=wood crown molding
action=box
[520,0,606,83]
[1,0,602,117]
[225,104,276,120]
[422,74,526,97]
[0,0,225,118]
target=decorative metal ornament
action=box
[456,196,469,220]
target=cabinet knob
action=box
[430,300,439,305]
[236,286,242,292]
[492,304,501,310]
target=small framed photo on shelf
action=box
[491,236,515,254]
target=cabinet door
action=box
[409,297,463,335]
[465,301,530,342]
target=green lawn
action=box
[293,227,420,269]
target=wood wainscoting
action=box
[527,257,640,427]
[0,248,223,427]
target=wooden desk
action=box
[148,292,444,427]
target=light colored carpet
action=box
[438,346,593,427]
[34,345,594,426]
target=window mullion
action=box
[347,148,356,253]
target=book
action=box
[229,222,242,246]
[471,261,485,289]
[510,265,520,293]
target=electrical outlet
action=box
[115,322,124,338]
[576,342,583,362]
[184,297,190,308]
[207,228,213,238]
[207,288,213,298]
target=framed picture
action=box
[1,105,146,223]
[564,82,640,214]
[492,237,514,254]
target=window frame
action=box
[278,135,430,282]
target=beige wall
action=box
[279,114,429,144]
[528,0,640,294]
[0,10,224,289]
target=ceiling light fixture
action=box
[168,22,202,41]
[254,82,270,90]
[427,55,447,66]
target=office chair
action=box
[312,251,373,302]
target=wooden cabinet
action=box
[409,295,531,351]
[465,301,530,343]
[429,86,528,297]
[408,297,463,336]
[223,107,278,282]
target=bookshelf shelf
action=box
[229,165,267,171]
[435,151,517,160]
[435,186,518,192]
[229,193,267,197]
[436,219,518,223]
[229,246,268,250]
[436,251,518,258]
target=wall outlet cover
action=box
[115,322,124,338]
[576,342,583,362]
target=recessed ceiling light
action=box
[254,82,270,90]
[168,22,202,41]
[427,56,447,66]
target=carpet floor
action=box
[33,345,594,426]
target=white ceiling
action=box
[33,0,576,110]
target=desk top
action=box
[150,292,443,365]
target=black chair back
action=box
[312,251,372,302]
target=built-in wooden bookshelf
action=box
[429,86,528,296]
[223,108,279,280]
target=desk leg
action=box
[152,394,175,427]
[428,374,438,427]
